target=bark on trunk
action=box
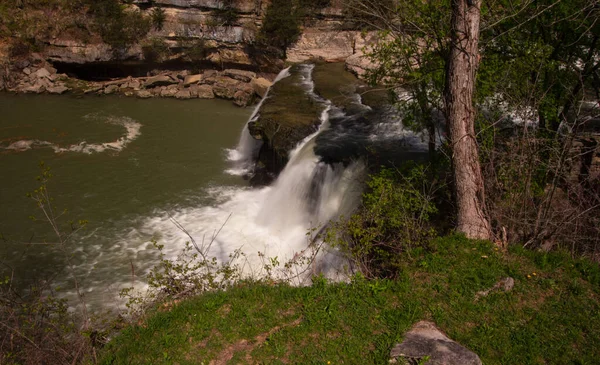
[444,0,491,239]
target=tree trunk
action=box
[444,0,491,239]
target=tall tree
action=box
[445,0,491,239]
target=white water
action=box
[226,67,292,175]
[123,66,363,291]
[57,65,369,309]
[3,115,141,154]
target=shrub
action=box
[150,6,166,31]
[87,0,151,49]
[258,0,330,57]
[211,0,239,26]
[326,164,440,278]
[142,37,170,62]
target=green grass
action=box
[99,235,600,364]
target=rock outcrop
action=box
[248,65,323,177]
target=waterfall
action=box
[123,64,370,290]
[226,67,292,175]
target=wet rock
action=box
[223,69,256,83]
[197,84,215,99]
[145,75,177,88]
[251,77,272,98]
[136,90,153,99]
[47,85,69,94]
[184,74,202,86]
[175,89,192,99]
[213,76,239,99]
[390,321,482,365]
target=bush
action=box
[326,164,440,278]
[211,0,239,26]
[150,6,166,31]
[258,0,330,57]
[87,0,151,49]
[142,37,170,62]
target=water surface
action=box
[0,93,251,308]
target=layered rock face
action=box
[41,0,374,76]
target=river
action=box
[0,64,428,312]
[0,93,253,310]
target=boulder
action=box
[144,75,177,88]
[233,90,253,107]
[84,86,103,94]
[136,90,153,99]
[201,70,220,85]
[33,67,51,79]
[251,77,272,98]
[213,76,240,99]
[183,74,202,86]
[223,69,256,83]
[47,85,69,94]
[129,79,141,90]
[104,84,119,94]
[175,90,192,99]
[22,83,46,94]
[160,87,179,97]
[197,84,215,99]
[389,321,482,365]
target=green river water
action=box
[0,93,251,310]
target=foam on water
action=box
[225,67,292,175]
[2,115,141,154]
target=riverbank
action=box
[98,235,600,364]
[1,56,275,107]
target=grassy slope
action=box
[100,236,600,365]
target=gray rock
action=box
[390,321,482,365]
[144,75,177,88]
[223,69,256,83]
[47,85,69,94]
[23,67,31,75]
[104,85,119,94]
[183,74,202,87]
[475,277,515,299]
[136,90,153,99]
[197,84,215,99]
